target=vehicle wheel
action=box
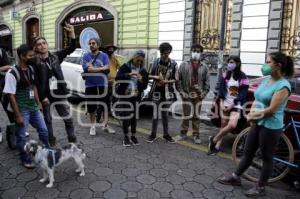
[232,126,294,183]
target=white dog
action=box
[24,140,86,188]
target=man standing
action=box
[82,38,115,136]
[3,44,49,168]
[177,44,210,144]
[99,44,121,120]
[0,47,11,143]
[147,42,178,143]
[32,23,77,146]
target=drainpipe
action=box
[215,0,228,93]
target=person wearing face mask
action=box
[100,44,121,120]
[176,44,210,144]
[218,52,294,197]
[115,50,148,146]
[3,44,50,168]
[208,56,249,155]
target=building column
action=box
[267,0,284,52]
[229,0,243,56]
[183,0,194,62]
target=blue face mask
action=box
[227,63,237,71]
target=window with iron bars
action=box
[281,0,300,68]
[193,0,232,53]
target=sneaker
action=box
[207,147,220,155]
[99,122,105,127]
[25,132,29,137]
[0,132,2,143]
[208,136,216,152]
[146,134,158,143]
[89,126,96,136]
[193,135,201,144]
[68,135,77,143]
[123,136,131,147]
[103,125,115,134]
[176,134,187,141]
[245,185,266,197]
[131,136,139,146]
[163,135,175,143]
[218,173,241,186]
[22,162,35,169]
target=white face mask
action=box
[191,52,201,60]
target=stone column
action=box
[229,0,243,56]
[183,0,194,61]
[267,0,284,53]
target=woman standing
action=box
[208,56,249,155]
[218,52,294,197]
[115,50,148,147]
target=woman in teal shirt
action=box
[217,52,294,197]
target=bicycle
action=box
[232,108,300,183]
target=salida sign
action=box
[69,13,104,24]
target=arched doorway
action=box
[0,24,13,56]
[55,0,118,49]
[25,17,39,47]
[62,6,114,49]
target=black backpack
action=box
[3,65,35,150]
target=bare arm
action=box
[87,65,109,73]
[8,94,23,125]
[34,86,42,110]
[0,65,10,73]
[248,88,289,120]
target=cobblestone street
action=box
[0,108,299,199]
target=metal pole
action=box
[215,0,228,92]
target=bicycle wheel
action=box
[232,126,294,183]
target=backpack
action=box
[3,65,35,151]
[9,64,35,85]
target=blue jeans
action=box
[17,110,50,163]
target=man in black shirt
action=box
[0,47,13,143]
[32,23,77,146]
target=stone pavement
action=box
[0,108,299,199]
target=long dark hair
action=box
[269,52,294,78]
[225,55,242,81]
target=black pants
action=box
[151,99,171,137]
[235,125,282,186]
[43,99,75,141]
[121,97,137,136]
[1,94,14,123]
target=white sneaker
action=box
[0,132,3,143]
[103,125,115,134]
[25,132,29,137]
[89,126,96,136]
[99,122,105,127]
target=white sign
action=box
[0,29,11,36]
[70,13,103,24]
